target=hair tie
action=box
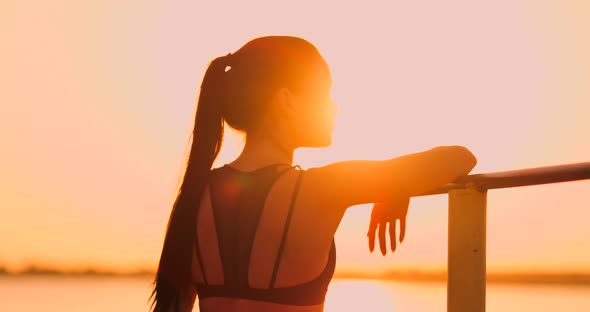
[224,52,233,68]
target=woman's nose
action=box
[330,98,339,116]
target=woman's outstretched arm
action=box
[305,145,477,211]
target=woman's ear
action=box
[273,87,296,119]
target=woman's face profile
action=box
[289,63,337,148]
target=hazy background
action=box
[1,0,589,276]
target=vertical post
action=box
[447,187,487,312]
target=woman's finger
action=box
[389,219,397,252]
[368,226,376,253]
[400,216,406,243]
[367,212,377,252]
[378,221,387,255]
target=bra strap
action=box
[269,169,305,288]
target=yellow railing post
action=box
[447,187,487,312]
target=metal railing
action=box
[416,161,590,312]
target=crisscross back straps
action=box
[194,164,301,286]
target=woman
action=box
[148,35,477,312]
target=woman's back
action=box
[194,163,336,312]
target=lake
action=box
[1,276,588,311]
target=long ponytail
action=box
[148,35,326,311]
[148,53,231,312]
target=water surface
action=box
[1,276,588,311]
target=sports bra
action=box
[194,163,336,306]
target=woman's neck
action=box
[229,133,294,170]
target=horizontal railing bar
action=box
[418,161,590,196]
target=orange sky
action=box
[1,0,589,274]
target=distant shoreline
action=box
[333,271,590,286]
[0,266,154,277]
[1,267,589,286]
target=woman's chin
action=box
[304,136,332,148]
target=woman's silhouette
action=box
[148,35,477,312]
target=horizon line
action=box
[2,267,590,286]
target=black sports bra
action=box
[194,163,336,306]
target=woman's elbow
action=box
[456,146,477,175]
[438,145,477,176]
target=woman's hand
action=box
[367,196,410,255]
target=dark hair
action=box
[148,36,327,311]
